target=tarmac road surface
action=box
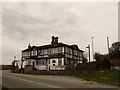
[1,70,119,90]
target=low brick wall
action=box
[11,65,83,75]
[26,70,82,75]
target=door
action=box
[32,62,35,69]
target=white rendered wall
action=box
[49,58,65,70]
[35,65,47,70]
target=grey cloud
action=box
[2,2,118,64]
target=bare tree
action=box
[110,42,120,59]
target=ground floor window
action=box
[27,60,31,65]
[36,59,47,65]
[58,58,62,65]
[64,58,67,65]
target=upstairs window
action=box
[31,50,37,56]
[73,50,77,55]
[58,47,62,53]
[44,49,47,54]
[38,50,41,55]
[54,48,58,53]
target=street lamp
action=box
[107,37,110,61]
[86,45,91,74]
[91,37,94,61]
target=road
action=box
[1,70,119,89]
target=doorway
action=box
[32,62,35,69]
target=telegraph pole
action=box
[86,44,91,74]
[13,56,16,66]
[107,37,110,61]
[91,37,94,61]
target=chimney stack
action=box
[51,36,55,44]
[28,43,31,49]
[51,36,59,45]
[54,37,58,44]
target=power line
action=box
[2,7,51,24]
[1,7,75,32]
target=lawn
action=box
[75,69,120,86]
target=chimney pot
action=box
[28,43,31,49]
[51,36,55,44]
[54,37,58,44]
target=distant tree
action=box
[82,52,88,63]
[94,52,110,69]
[109,42,120,59]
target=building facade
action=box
[16,36,84,70]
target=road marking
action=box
[46,84,59,88]
[7,75,60,88]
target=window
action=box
[53,64,55,66]
[44,54,49,57]
[41,50,44,55]
[28,60,31,65]
[33,50,37,56]
[64,47,67,53]
[28,51,31,56]
[31,50,37,56]
[52,60,56,63]
[65,54,68,57]
[24,51,29,57]
[68,48,72,54]
[44,49,47,54]
[31,51,33,56]
[80,52,83,57]
[58,47,62,53]
[51,48,54,54]
[73,50,77,55]
[54,48,58,53]
[38,50,41,55]
[58,58,62,65]
[48,49,51,54]
[36,59,47,65]
[65,58,67,65]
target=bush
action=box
[11,66,20,73]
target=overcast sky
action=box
[1,2,118,64]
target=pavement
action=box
[1,70,119,89]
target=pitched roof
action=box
[22,43,84,52]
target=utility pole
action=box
[91,37,94,61]
[86,44,91,74]
[107,37,110,61]
[13,56,16,66]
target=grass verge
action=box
[75,69,120,86]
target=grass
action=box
[1,85,9,90]
[75,69,120,86]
